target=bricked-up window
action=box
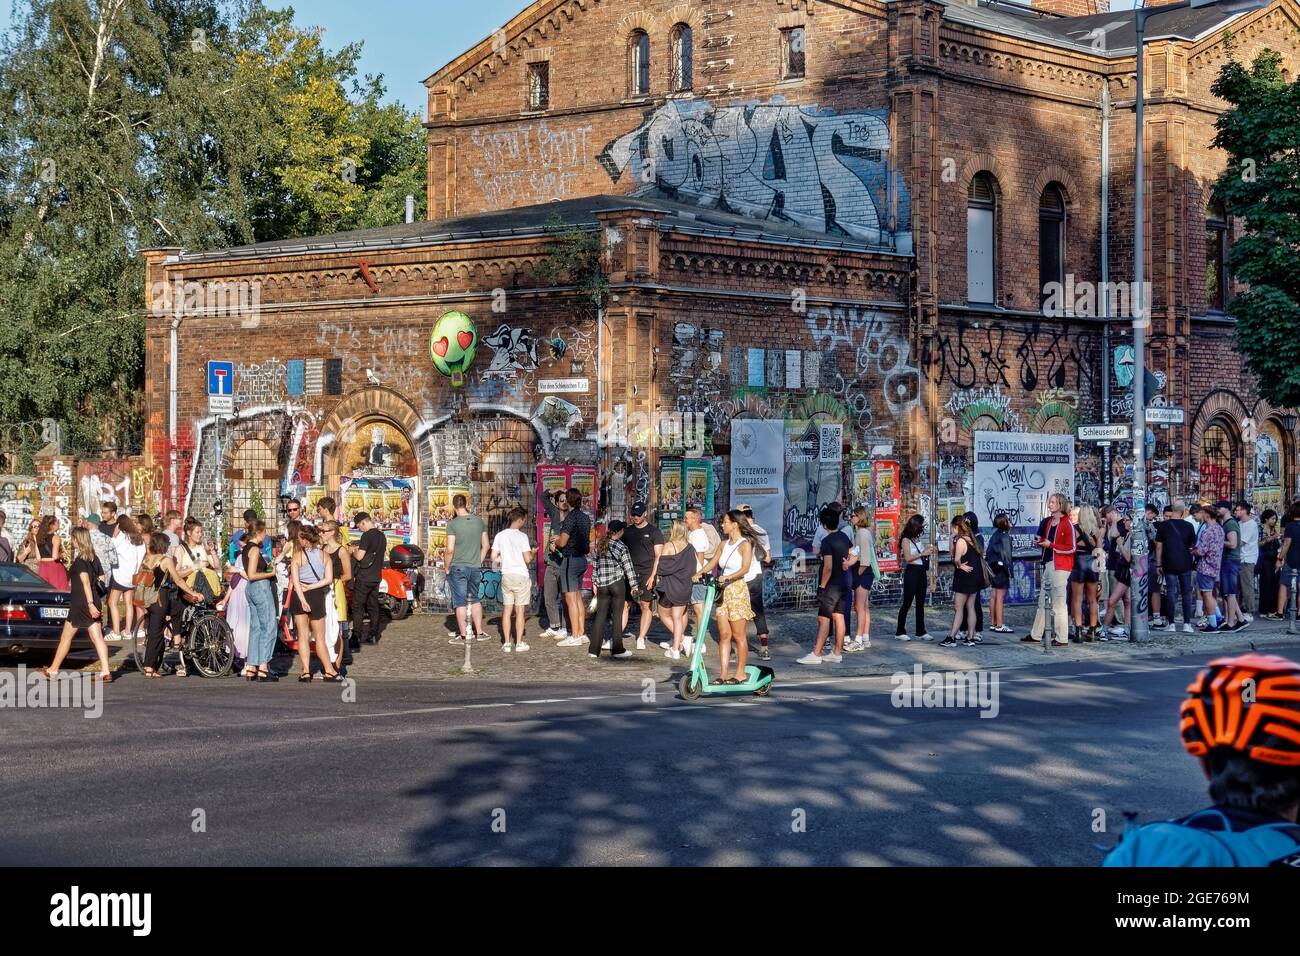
[326,358,343,395]
[781,27,806,80]
[1205,199,1228,312]
[629,30,650,96]
[671,23,693,92]
[527,61,549,111]
[1039,184,1066,310]
[967,172,997,304]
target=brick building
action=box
[142,0,1300,606]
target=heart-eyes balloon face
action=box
[430,310,477,387]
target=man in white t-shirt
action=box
[1235,501,1260,621]
[685,506,721,634]
[491,506,535,652]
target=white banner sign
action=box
[973,431,1075,532]
[730,419,785,557]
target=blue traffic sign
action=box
[207,361,234,396]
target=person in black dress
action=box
[654,520,696,659]
[944,516,985,647]
[39,527,113,682]
[1257,510,1281,618]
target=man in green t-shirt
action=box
[1216,500,1246,632]
[445,494,489,642]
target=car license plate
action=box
[41,607,69,620]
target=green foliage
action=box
[533,214,609,314]
[0,0,427,456]
[248,485,264,520]
[1211,49,1300,409]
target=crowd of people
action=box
[4,496,396,684]
[8,484,1297,686]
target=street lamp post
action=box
[1128,0,1267,641]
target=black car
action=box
[0,563,79,655]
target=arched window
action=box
[671,23,693,92]
[229,438,279,532]
[1039,183,1066,310]
[1200,419,1239,502]
[1253,420,1285,514]
[629,30,650,96]
[967,172,997,304]
[1206,198,1228,312]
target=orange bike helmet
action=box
[1181,653,1300,767]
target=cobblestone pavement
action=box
[332,601,1300,684]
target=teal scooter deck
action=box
[677,578,775,701]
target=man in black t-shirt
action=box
[349,512,389,646]
[1274,505,1300,618]
[554,489,592,647]
[622,503,664,650]
[1156,500,1198,630]
[798,508,853,665]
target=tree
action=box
[1212,49,1300,409]
[0,0,427,456]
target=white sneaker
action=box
[636,637,646,650]
[552,630,569,641]
[1183,623,1195,634]
[613,650,634,659]
[558,636,585,647]
[860,637,871,648]
[1165,623,1177,633]
[515,642,529,653]
[659,641,673,650]
[540,627,557,639]
[502,643,513,653]
[795,653,823,665]
[601,640,611,651]
[683,638,694,655]
[665,647,681,660]
[894,634,911,641]
[917,633,934,642]
[587,653,598,659]
[824,653,843,663]
[1244,613,1254,624]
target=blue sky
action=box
[0,0,526,115]
[1,0,1141,115]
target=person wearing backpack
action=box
[1104,652,1300,867]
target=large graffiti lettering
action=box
[804,307,920,429]
[926,323,1099,400]
[599,99,912,248]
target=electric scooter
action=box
[677,577,775,701]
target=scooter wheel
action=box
[753,684,770,697]
[678,673,703,702]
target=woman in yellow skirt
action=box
[696,510,756,685]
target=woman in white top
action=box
[895,514,936,640]
[848,506,882,650]
[696,510,756,685]
[109,515,147,641]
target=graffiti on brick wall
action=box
[0,476,42,528]
[945,386,1023,433]
[470,121,596,208]
[669,323,727,437]
[1028,388,1082,434]
[803,307,920,439]
[481,324,540,379]
[235,360,287,405]
[924,323,1098,398]
[78,460,163,517]
[48,459,72,537]
[599,99,912,248]
[1076,455,1102,507]
[316,323,429,404]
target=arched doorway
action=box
[1199,418,1239,502]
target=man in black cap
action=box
[621,502,663,650]
[1217,500,1247,631]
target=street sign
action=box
[1079,424,1131,441]
[537,378,589,394]
[208,395,233,416]
[207,360,234,396]
[1145,406,1185,425]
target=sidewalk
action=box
[341,601,1300,683]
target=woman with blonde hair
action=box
[320,519,352,674]
[654,519,696,659]
[696,510,756,684]
[848,506,880,650]
[1069,505,1104,641]
[39,527,113,681]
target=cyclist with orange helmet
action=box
[1105,652,1300,867]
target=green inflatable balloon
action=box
[430,310,477,387]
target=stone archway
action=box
[319,387,430,487]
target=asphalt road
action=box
[7,644,1295,866]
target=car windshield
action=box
[0,563,49,586]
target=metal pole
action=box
[1129,10,1150,642]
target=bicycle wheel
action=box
[188,613,235,678]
